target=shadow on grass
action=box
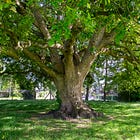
[0,100,140,140]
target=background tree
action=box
[0,57,55,99]
[84,73,94,101]
[114,61,140,102]
[0,0,139,119]
[91,54,121,101]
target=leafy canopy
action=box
[0,0,139,83]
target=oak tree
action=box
[0,0,139,118]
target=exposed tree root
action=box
[46,108,104,120]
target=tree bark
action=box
[47,74,103,119]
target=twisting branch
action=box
[17,41,31,50]
[16,0,51,40]
[79,27,107,72]
[79,26,116,79]
[64,21,83,51]
[22,48,57,78]
[89,27,106,48]
[63,21,83,71]
[32,8,51,40]
[16,0,27,15]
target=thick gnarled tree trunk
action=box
[49,71,103,119]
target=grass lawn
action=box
[0,100,140,140]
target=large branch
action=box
[63,21,83,75]
[49,47,64,74]
[63,21,82,53]
[79,27,116,79]
[78,27,106,76]
[89,27,106,48]
[63,38,75,78]
[32,8,51,40]
[16,0,51,40]
[0,46,19,60]
[23,48,57,78]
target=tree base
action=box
[46,107,104,120]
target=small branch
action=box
[0,70,30,76]
[119,45,140,64]
[107,45,140,65]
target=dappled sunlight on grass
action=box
[0,100,140,139]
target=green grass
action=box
[0,100,140,140]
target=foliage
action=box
[84,73,94,88]
[115,61,140,102]
[0,100,140,139]
[91,54,120,94]
[0,0,139,78]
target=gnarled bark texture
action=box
[48,72,103,119]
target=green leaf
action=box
[115,29,126,44]
[89,47,96,53]
[87,3,91,9]
[48,39,55,46]
[0,5,3,11]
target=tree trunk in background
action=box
[21,90,36,100]
[85,85,89,101]
[104,58,108,101]
[18,78,36,100]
